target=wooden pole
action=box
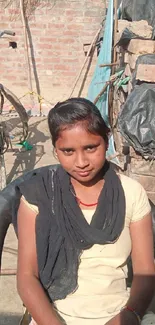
[99,62,118,68]
[93,72,118,105]
[19,0,34,107]
[94,81,110,105]
[69,26,102,98]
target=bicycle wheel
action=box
[0,122,9,154]
[0,84,28,144]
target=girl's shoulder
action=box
[21,195,39,214]
[118,173,151,222]
[118,173,143,192]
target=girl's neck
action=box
[71,173,105,210]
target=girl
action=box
[17,98,155,325]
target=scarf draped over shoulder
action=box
[15,162,125,301]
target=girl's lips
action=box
[75,170,92,177]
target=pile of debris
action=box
[113,12,155,203]
[117,19,155,92]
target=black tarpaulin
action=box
[118,83,155,158]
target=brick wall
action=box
[0,0,106,114]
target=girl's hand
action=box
[105,310,139,325]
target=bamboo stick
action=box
[99,62,118,68]
[94,81,110,105]
[93,72,118,105]
[19,0,34,107]
[69,26,102,98]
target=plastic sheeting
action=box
[87,0,119,164]
[118,83,155,158]
[87,0,113,117]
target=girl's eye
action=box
[86,146,97,152]
[63,149,73,155]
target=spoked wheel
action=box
[0,84,28,146]
[0,84,29,189]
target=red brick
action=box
[63,58,79,63]
[54,64,72,71]
[59,38,76,44]
[67,23,83,30]
[39,37,58,43]
[127,39,155,54]
[136,64,155,82]
[13,82,27,87]
[6,75,17,81]
[125,63,132,77]
[30,23,47,29]
[38,44,53,49]
[48,23,65,29]
[63,71,77,77]
[124,52,139,69]
[63,30,80,36]
[8,8,20,14]
[85,10,101,17]
[65,9,84,16]
[117,20,152,39]
[42,57,60,63]
[0,0,105,109]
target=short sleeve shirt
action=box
[21,174,151,325]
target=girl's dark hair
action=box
[48,97,110,147]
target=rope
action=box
[9,90,53,116]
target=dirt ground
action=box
[0,116,57,325]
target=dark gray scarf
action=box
[18,162,125,301]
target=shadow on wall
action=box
[5,117,53,184]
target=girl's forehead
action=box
[59,123,96,137]
[60,120,88,131]
[56,125,102,145]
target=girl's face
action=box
[55,123,107,184]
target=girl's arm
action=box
[17,199,62,325]
[106,212,155,325]
[126,212,155,318]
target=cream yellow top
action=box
[21,174,151,325]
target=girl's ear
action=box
[53,148,58,159]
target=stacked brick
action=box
[117,20,154,93]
